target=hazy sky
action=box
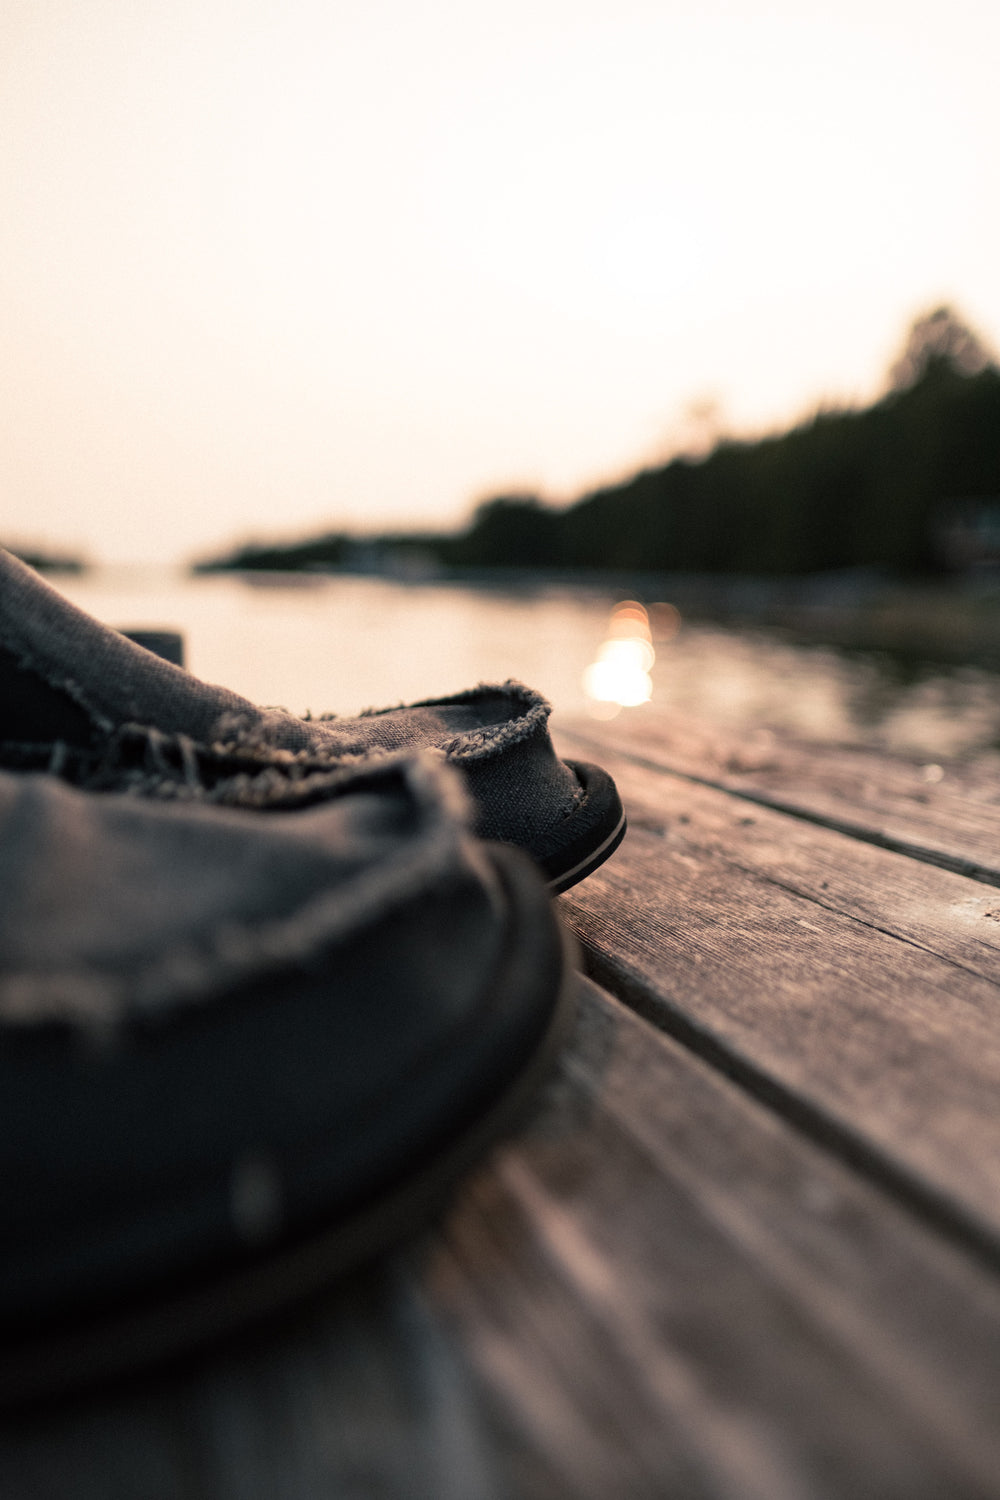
[3,0,998,563]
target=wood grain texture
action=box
[430,983,1000,1498]
[557,708,1000,885]
[555,737,1000,1257]
[5,980,1000,1499]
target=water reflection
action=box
[48,568,1000,764]
[583,599,689,715]
[583,600,656,714]
[650,625,1000,762]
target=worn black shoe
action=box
[0,754,573,1404]
[0,547,625,891]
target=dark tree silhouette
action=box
[444,495,563,568]
[195,308,1000,581]
[888,305,995,391]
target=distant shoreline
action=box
[4,545,86,575]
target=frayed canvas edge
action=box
[355,681,554,765]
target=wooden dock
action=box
[5,707,1000,1498]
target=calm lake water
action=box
[48,566,1000,765]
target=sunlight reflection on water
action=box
[583,601,655,713]
[50,567,1000,763]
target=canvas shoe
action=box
[0,753,573,1403]
[0,548,625,892]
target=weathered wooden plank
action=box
[5,980,1000,1499]
[563,734,1000,982]
[0,1261,507,1500]
[556,709,1000,885]
[555,742,1000,1256]
[414,979,1000,1499]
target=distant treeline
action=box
[198,308,1000,579]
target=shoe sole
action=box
[540,761,628,895]
[0,849,576,1409]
